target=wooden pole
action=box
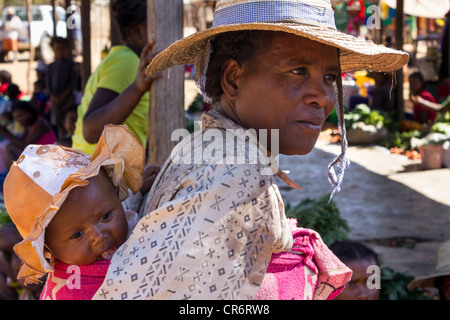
[395,0,404,121]
[26,0,34,95]
[447,11,450,87]
[147,0,185,165]
[65,0,73,60]
[80,0,91,89]
[51,0,56,37]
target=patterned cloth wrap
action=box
[39,260,110,300]
[254,219,352,300]
[39,218,351,300]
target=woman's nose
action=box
[303,78,335,109]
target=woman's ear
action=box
[220,59,242,100]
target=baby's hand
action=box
[140,165,160,194]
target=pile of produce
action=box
[344,104,391,145]
[285,193,350,246]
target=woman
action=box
[71,0,161,155]
[0,101,56,168]
[93,0,408,300]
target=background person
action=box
[408,240,450,300]
[0,8,21,63]
[46,37,76,139]
[71,0,161,155]
[329,240,380,300]
[0,101,56,168]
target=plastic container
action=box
[442,141,450,168]
[419,144,443,170]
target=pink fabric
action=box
[254,219,352,300]
[35,129,56,145]
[40,260,110,300]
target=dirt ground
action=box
[278,140,450,281]
[3,58,450,284]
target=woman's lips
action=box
[295,120,323,132]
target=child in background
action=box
[30,79,49,120]
[0,101,56,169]
[409,72,437,124]
[46,37,76,139]
[329,240,380,300]
[3,125,157,300]
[56,105,78,147]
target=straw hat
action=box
[4,125,144,284]
[408,240,450,290]
[145,0,408,198]
[145,0,409,78]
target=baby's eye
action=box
[70,231,83,239]
[100,212,112,222]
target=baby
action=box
[4,125,156,300]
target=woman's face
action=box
[227,33,338,155]
[335,258,380,300]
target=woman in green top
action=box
[72,0,162,154]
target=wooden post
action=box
[395,0,404,121]
[65,0,74,60]
[26,0,34,94]
[51,0,57,37]
[80,0,91,89]
[447,12,450,89]
[147,0,185,166]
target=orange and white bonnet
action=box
[4,125,144,284]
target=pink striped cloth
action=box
[254,219,352,300]
[40,260,110,300]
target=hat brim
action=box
[408,270,450,291]
[145,22,409,76]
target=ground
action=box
[278,139,450,281]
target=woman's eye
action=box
[325,73,338,83]
[291,68,307,76]
[100,212,112,222]
[70,231,83,239]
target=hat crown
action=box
[16,144,90,197]
[212,0,336,30]
[215,0,333,10]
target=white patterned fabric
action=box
[93,111,300,300]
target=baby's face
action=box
[45,170,128,265]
